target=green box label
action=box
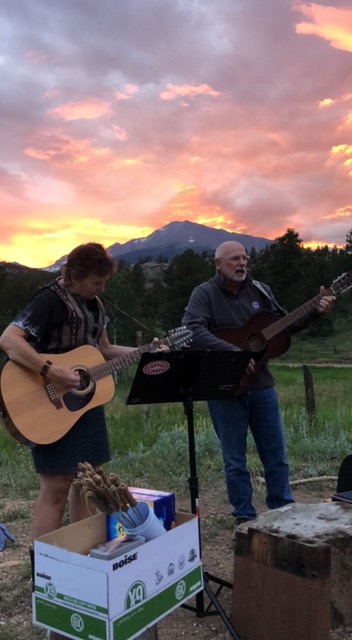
[112,566,203,640]
[34,597,107,640]
[34,565,203,640]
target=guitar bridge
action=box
[246,332,267,352]
[44,382,63,410]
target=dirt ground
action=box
[1,480,352,640]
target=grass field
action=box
[1,359,351,509]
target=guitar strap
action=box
[252,279,286,316]
[52,280,80,348]
[51,279,105,348]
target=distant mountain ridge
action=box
[47,220,273,270]
[0,221,273,272]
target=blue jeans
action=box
[208,387,294,519]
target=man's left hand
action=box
[151,337,169,351]
[316,285,336,314]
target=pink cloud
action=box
[115,84,139,100]
[49,99,113,121]
[113,125,129,141]
[160,83,223,101]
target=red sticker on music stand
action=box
[142,361,171,376]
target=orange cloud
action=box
[302,240,341,249]
[153,185,248,236]
[24,132,111,165]
[318,94,352,112]
[111,156,145,169]
[318,98,335,108]
[331,144,352,155]
[328,144,352,175]
[160,83,223,101]
[49,99,113,121]
[293,2,352,52]
[322,205,352,220]
[0,214,156,268]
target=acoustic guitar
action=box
[213,271,352,391]
[0,327,192,445]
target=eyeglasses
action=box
[217,255,250,263]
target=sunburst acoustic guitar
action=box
[213,272,352,393]
[0,327,192,445]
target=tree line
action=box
[0,228,352,347]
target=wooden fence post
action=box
[135,330,150,426]
[302,364,316,427]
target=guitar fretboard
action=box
[262,293,322,341]
[88,341,169,382]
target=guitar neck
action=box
[76,327,192,383]
[261,292,322,342]
[88,344,156,382]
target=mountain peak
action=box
[107,220,272,263]
[47,220,272,269]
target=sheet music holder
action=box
[126,349,252,405]
[126,349,252,640]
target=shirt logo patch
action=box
[252,301,260,310]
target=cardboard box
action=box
[107,487,176,540]
[33,512,202,640]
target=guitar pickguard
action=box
[62,385,96,412]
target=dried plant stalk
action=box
[74,461,137,515]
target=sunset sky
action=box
[1,0,352,268]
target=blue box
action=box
[107,487,176,540]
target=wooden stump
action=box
[231,502,352,640]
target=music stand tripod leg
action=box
[203,575,241,640]
[182,398,205,616]
[182,398,241,639]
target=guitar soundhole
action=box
[75,368,93,392]
[62,367,96,412]
[246,333,267,353]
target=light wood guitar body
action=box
[0,328,192,445]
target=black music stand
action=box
[126,349,252,639]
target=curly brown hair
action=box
[62,242,115,285]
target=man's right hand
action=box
[245,358,256,376]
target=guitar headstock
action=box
[165,326,193,349]
[330,272,352,295]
